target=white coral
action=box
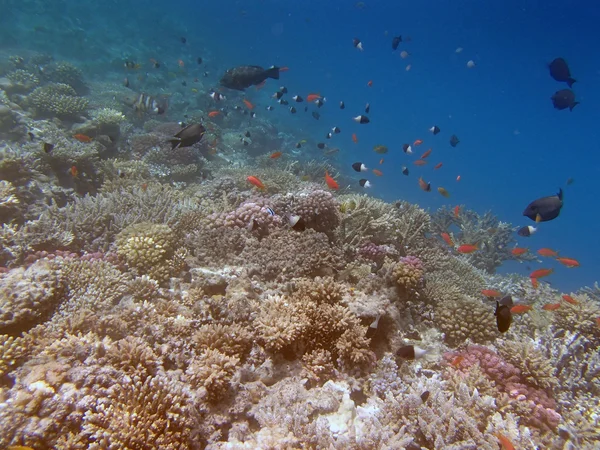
[91,107,126,126]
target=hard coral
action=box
[435,295,497,346]
[185,348,240,403]
[392,255,425,294]
[28,83,89,118]
[210,198,283,236]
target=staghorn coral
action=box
[255,294,307,352]
[552,293,600,341]
[28,83,89,118]
[192,323,253,359]
[435,294,497,346]
[185,348,240,403]
[497,338,558,390]
[6,69,40,92]
[0,334,31,379]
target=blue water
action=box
[4,0,599,292]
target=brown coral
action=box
[435,295,497,346]
[185,348,240,403]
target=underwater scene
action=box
[0,0,599,448]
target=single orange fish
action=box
[530,268,554,279]
[454,205,460,218]
[457,244,478,254]
[141,183,148,191]
[178,59,185,67]
[595,317,600,328]
[434,162,443,170]
[270,151,282,159]
[208,110,221,118]
[367,80,373,87]
[511,304,533,314]
[542,303,561,311]
[481,289,501,298]
[70,165,78,177]
[73,134,92,143]
[307,93,321,102]
[556,257,580,268]
[420,148,432,159]
[441,232,454,247]
[562,294,578,305]
[456,175,461,182]
[530,277,539,289]
[418,177,431,192]
[247,175,265,189]
[511,248,528,256]
[373,169,383,176]
[243,99,254,110]
[495,432,515,450]
[413,139,423,146]
[352,133,358,144]
[450,355,464,367]
[279,66,290,72]
[414,159,428,166]
[537,248,558,257]
[325,171,339,190]
[379,158,384,164]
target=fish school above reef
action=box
[0,48,598,450]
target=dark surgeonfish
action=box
[551,89,579,111]
[495,300,512,333]
[523,188,563,222]
[548,58,576,87]
[168,123,205,149]
[220,65,280,91]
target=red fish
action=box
[418,177,431,192]
[420,148,432,159]
[495,432,515,450]
[352,133,358,144]
[481,289,501,298]
[537,248,558,257]
[270,151,282,159]
[247,176,265,189]
[454,205,460,218]
[243,99,254,110]
[70,165,78,177]
[511,304,533,314]
[73,134,92,143]
[434,162,443,170]
[556,257,580,268]
[511,248,528,256]
[542,303,561,311]
[530,268,554,279]
[367,80,373,87]
[208,110,221,117]
[379,158,384,164]
[457,244,478,254]
[456,175,461,182]
[373,169,383,176]
[530,277,539,289]
[413,139,423,146]
[441,232,454,247]
[325,171,339,190]
[307,93,321,102]
[562,294,578,305]
[414,159,427,166]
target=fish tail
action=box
[265,66,280,80]
[168,138,181,149]
[569,101,579,111]
[567,78,576,88]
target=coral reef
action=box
[28,83,89,118]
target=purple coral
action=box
[289,190,340,233]
[445,345,560,431]
[210,198,282,236]
[358,241,396,264]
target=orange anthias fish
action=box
[434,162,443,170]
[543,303,561,311]
[270,151,282,159]
[556,257,580,268]
[379,158,384,164]
[352,133,358,144]
[373,169,383,176]
[562,294,578,305]
[481,289,501,298]
[511,248,528,256]
[511,304,533,314]
[450,355,464,368]
[307,93,321,102]
[208,110,221,118]
[73,134,92,142]
[441,232,454,247]
[70,165,78,177]
[537,248,559,257]
[454,205,460,218]
[325,171,339,190]
[420,149,432,159]
[414,159,427,166]
[494,432,515,450]
[178,59,185,67]
[530,268,554,279]
[457,244,478,254]
[413,139,423,146]
[530,277,539,289]
[243,99,254,110]
[418,177,431,192]
[367,80,373,87]
[456,175,462,182]
[247,175,265,189]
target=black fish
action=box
[392,36,402,50]
[551,89,579,111]
[353,38,363,51]
[352,162,367,172]
[43,142,54,153]
[402,166,409,176]
[517,225,537,237]
[429,125,440,135]
[449,134,460,147]
[317,142,325,149]
[499,295,514,308]
[197,57,203,65]
[245,131,251,138]
[495,300,512,333]
[420,391,430,403]
[168,123,205,149]
[220,65,280,91]
[339,101,345,109]
[180,37,187,43]
[549,58,576,87]
[396,345,426,360]
[359,179,371,188]
[365,103,370,114]
[289,106,297,114]
[312,111,320,120]
[28,132,35,141]
[523,188,563,222]
[353,115,370,124]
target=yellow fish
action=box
[191,88,198,93]
[437,187,450,198]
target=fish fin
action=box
[567,78,576,88]
[168,138,181,149]
[557,187,563,201]
[265,66,280,80]
[569,101,579,111]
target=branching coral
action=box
[496,338,558,390]
[185,348,240,403]
[28,83,89,118]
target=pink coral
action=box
[210,198,282,236]
[279,189,340,234]
[358,241,397,264]
[445,345,560,431]
[392,255,425,292]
